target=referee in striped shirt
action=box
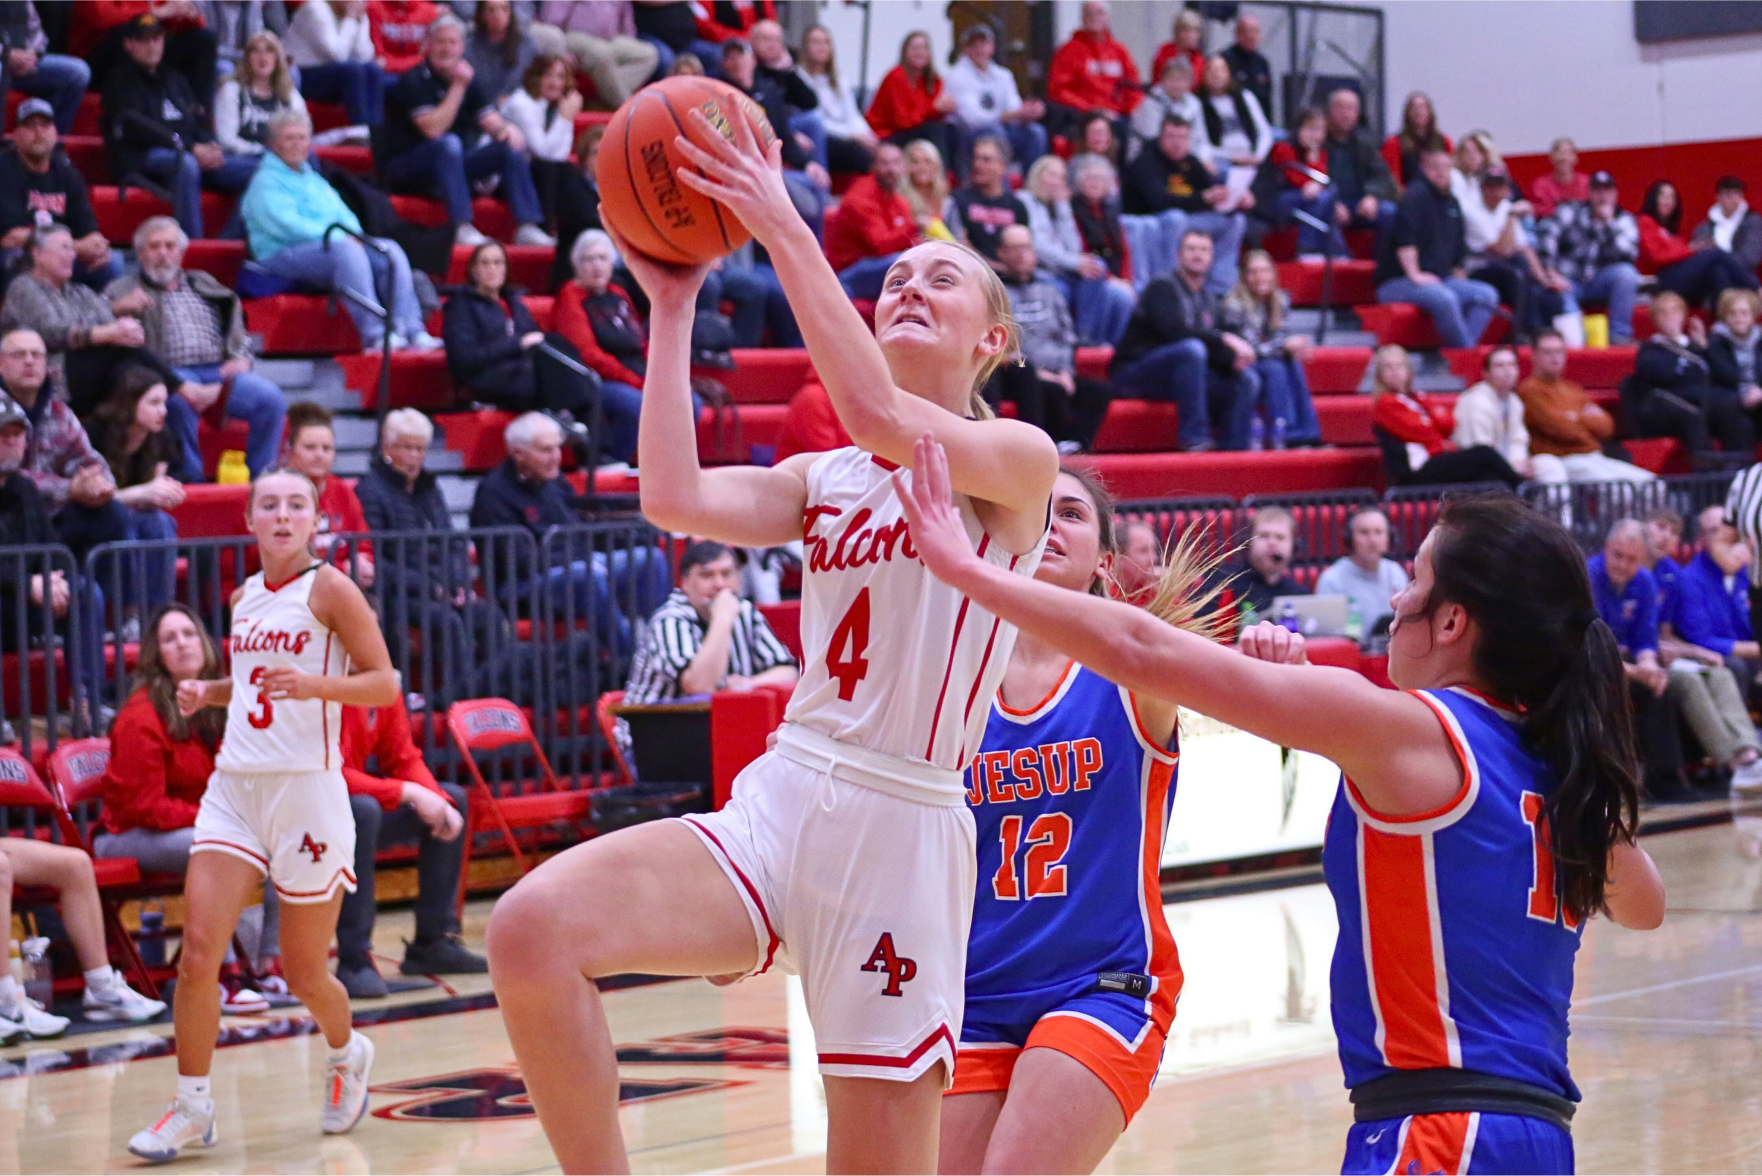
[1727,463,1762,636]
[624,541,799,706]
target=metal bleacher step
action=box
[330,414,380,449]
[438,474,478,513]
[1413,351,1466,393]
[268,359,363,412]
[333,445,464,477]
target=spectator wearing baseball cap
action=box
[1534,170,1642,345]
[0,3,92,135]
[0,99,121,291]
[1461,167,1579,340]
[101,13,253,241]
[945,24,1046,182]
[76,6,218,115]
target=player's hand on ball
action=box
[1238,621,1309,665]
[176,679,210,715]
[673,105,795,246]
[893,434,979,585]
[603,221,710,306]
[258,666,318,700]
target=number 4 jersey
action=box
[784,447,1046,776]
[217,566,349,774]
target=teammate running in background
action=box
[898,441,1664,1176]
[943,468,1214,1174]
[486,106,1059,1171]
[128,470,401,1163]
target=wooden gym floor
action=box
[5,802,1761,1175]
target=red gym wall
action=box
[1505,135,1762,225]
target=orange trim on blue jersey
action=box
[1033,1014,1168,1122]
[947,1044,1018,1097]
[1344,690,1476,826]
[1359,824,1460,1070]
[1139,755,1183,1028]
[1391,1111,1479,1175]
[1124,690,1179,763]
[997,661,1077,717]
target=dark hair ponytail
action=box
[1424,495,1640,923]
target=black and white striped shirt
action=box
[1727,464,1762,551]
[623,589,795,705]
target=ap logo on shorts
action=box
[299,833,328,863]
[861,933,917,997]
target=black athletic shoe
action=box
[401,934,489,975]
[337,959,389,999]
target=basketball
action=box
[595,75,779,265]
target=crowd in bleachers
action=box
[6,0,1762,1035]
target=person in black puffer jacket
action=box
[1708,287,1762,434]
[1622,291,1753,455]
[441,240,600,425]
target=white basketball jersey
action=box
[783,447,1045,772]
[216,566,348,774]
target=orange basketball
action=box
[595,76,778,265]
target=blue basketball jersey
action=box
[1323,688,1584,1102]
[963,663,1182,1042]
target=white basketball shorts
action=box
[191,769,359,904]
[679,722,977,1085]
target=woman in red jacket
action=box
[1370,344,1522,487]
[865,30,955,169]
[1639,180,1760,312]
[553,229,653,465]
[1256,107,1347,258]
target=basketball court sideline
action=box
[4,812,1760,1175]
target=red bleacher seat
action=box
[1260,226,1378,262]
[1440,345,1638,387]
[1072,448,1386,499]
[1315,395,1375,445]
[308,102,350,133]
[340,349,450,409]
[58,135,107,184]
[5,92,99,135]
[445,243,554,290]
[196,419,250,479]
[757,600,802,661]
[571,111,614,137]
[720,348,815,404]
[245,293,361,354]
[390,195,515,241]
[169,483,250,538]
[1622,437,1689,474]
[312,144,374,175]
[1090,401,1179,452]
[1305,346,1373,394]
[183,238,246,286]
[1357,302,1508,349]
[92,187,234,243]
[1277,260,1378,307]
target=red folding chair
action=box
[446,698,595,912]
[0,744,157,998]
[595,690,634,787]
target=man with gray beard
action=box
[105,216,287,481]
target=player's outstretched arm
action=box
[672,110,1057,545]
[261,565,400,707]
[895,435,1463,815]
[610,224,812,547]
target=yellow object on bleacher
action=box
[216,450,250,485]
[1583,313,1609,349]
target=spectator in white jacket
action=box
[214,32,308,160]
[499,54,580,228]
[284,0,384,129]
[1130,56,1206,164]
[1452,345,1550,481]
[944,24,1045,181]
[798,24,875,175]
[1021,155,1135,345]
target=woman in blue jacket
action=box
[240,109,440,352]
[1671,504,1760,696]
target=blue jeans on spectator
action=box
[1072,275,1135,346]
[382,133,543,228]
[1252,353,1321,446]
[139,147,258,239]
[121,506,178,610]
[1656,248,1760,310]
[506,547,672,655]
[598,380,644,464]
[1118,209,1246,294]
[258,235,428,344]
[1572,262,1642,344]
[167,364,289,480]
[636,34,675,80]
[1272,187,1349,256]
[1111,338,1260,450]
[954,119,1048,181]
[838,254,901,302]
[297,60,386,127]
[717,255,802,346]
[1375,274,1501,349]
[12,55,91,134]
[704,266,766,347]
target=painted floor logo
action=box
[371,1066,745,1122]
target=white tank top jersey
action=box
[783,447,1047,775]
[215,566,349,774]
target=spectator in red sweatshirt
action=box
[1046,1,1140,140]
[693,0,775,46]
[865,29,955,170]
[334,692,482,998]
[1639,180,1760,313]
[283,402,374,586]
[825,143,918,299]
[1370,343,1522,488]
[777,380,852,460]
[367,0,439,74]
[77,1,218,112]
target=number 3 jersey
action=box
[964,663,1182,1035]
[1323,688,1584,1102]
[783,447,1045,782]
[216,567,349,774]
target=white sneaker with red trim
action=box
[127,1098,217,1163]
[321,1031,375,1134]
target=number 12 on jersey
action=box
[992,812,1072,900]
